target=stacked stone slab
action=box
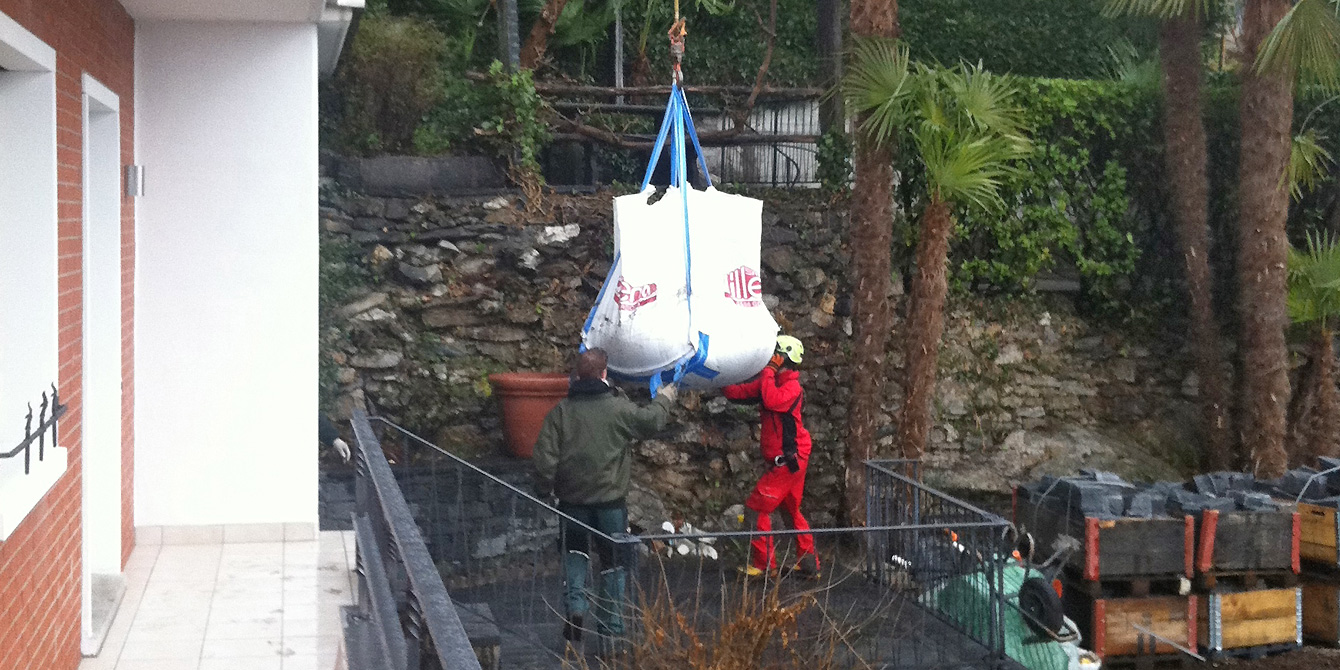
[1016,470,1302,661]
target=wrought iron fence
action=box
[540,83,825,189]
[695,98,822,188]
[366,415,1020,669]
[0,384,64,475]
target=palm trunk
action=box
[1288,352,1318,464]
[519,0,571,69]
[1160,17,1235,470]
[897,197,953,460]
[844,0,899,525]
[1237,0,1294,479]
[1311,326,1339,461]
[817,0,845,134]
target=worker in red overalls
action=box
[721,335,819,579]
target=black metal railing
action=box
[540,83,827,189]
[346,409,484,670]
[866,460,1013,665]
[365,415,1018,669]
[1,384,64,475]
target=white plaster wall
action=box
[135,22,318,526]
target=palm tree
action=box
[844,0,899,524]
[844,40,1031,462]
[1237,0,1340,477]
[1104,0,1235,470]
[1287,232,1340,462]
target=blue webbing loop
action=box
[580,252,621,340]
[591,82,720,397]
[680,332,719,380]
[640,88,681,192]
[678,88,713,189]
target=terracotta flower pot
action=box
[488,372,570,459]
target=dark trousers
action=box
[559,500,629,634]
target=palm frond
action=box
[695,0,735,15]
[1102,0,1216,20]
[1256,0,1340,92]
[843,38,1031,212]
[950,62,1024,136]
[841,38,914,148]
[1288,231,1340,325]
[1288,129,1335,201]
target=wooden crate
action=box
[1193,509,1299,575]
[1302,577,1340,645]
[1015,487,1193,582]
[1064,589,1197,660]
[1297,501,1340,570]
[1198,587,1302,656]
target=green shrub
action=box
[900,0,1153,79]
[338,15,448,155]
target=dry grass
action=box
[567,556,882,670]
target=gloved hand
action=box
[766,353,785,371]
[771,454,800,473]
[332,437,352,463]
[659,383,679,402]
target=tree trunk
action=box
[497,0,521,70]
[844,0,899,525]
[897,197,954,460]
[817,0,845,134]
[519,0,571,69]
[1311,326,1339,462]
[1287,352,1318,465]
[1159,17,1235,470]
[1237,0,1294,479]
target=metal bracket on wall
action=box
[124,165,144,197]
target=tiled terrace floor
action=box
[78,531,355,670]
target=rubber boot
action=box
[595,566,627,636]
[563,550,591,637]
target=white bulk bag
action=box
[582,187,694,380]
[581,186,778,390]
[680,187,778,388]
[580,83,779,392]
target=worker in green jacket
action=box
[533,347,677,645]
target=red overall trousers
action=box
[722,366,817,570]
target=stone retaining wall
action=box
[319,180,1201,529]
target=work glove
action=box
[332,437,352,463]
[766,353,785,371]
[771,454,800,473]
[659,383,679,402]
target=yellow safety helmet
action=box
[775,335,804,365]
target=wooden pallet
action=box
[1198,587,1302,656]
[1196,569,1300,592]
[1297,500,1340,571]
[1065,572,1191,599]
[1192,508,1299,575]
[1201,641,1302,660]
[1063,588,1197,662]
[1101,655,1199,669]
[1302,575,1340,645]
[1015,487,1193,582]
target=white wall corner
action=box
[0,10,55,72]
[82,74,120,112]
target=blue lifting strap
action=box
[589,84,721,397]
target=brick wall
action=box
[0,1,135,668]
